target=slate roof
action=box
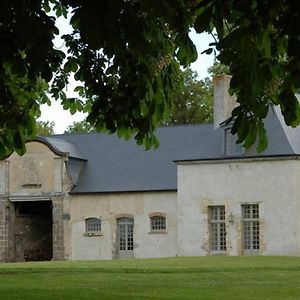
[41,107,300,194]
[36,137,86,160]
[50,124,221,194]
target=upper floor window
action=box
[149,212,167,232]
[85,217,101,235]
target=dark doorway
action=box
[14,201,53,261]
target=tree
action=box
[1,1,299,155]
[35,121,55,136]
[207,61,230,78]
[64,120,95,134]
[65,68,213,130]
[166,68,213,125]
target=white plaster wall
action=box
[177,159,300,256]
[69,191,177,260]
[135,193,177,258]
[69,196,112,260]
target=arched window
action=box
[149,212,166,232]
[85,217,101,235]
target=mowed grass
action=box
[1,257,300,299]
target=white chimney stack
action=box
[213,74,237,129]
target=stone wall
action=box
[0,198,14,262]
[52,197,64,260]
[0,199,7,262]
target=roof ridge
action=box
[51,123,214,138]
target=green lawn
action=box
[1,256,300,299]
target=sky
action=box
[38,18,215,134]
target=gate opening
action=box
[14,201,53,261]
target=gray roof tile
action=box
[52,124,220,193]
[37,137,86,160]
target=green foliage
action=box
[0,0,198,155]
[0,0,62,156]
[208,0,300,152]
[57,0,198,150]
[1,257,300,299]
[166,68,213,125]
[208,61,230,78]
[1,0,300,155]
[35,121,55,136]
[64,120,95,134]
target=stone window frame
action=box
[208,205,227,253]
[242,204,260,255]
[114,213,134,220]
[84,217,102,237]
[149,212,167,234]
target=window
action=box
[242,204,259,254]
[149,213,166,232]
[85,217,101,235]
[209,206,226,252]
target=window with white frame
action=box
[209,206,226,252]
[242,204,260,254]
[149,213,166,232]
[85,217,101,235]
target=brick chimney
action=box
[213,74,237,129]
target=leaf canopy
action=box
[0,0,299,155]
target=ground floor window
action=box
[209,206,226,252]
[149,212,167,232]
[242,204,260,254]
[85,217,101,235]
[151,216,166,230]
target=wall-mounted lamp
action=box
[228,212,234,223]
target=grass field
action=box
[1,256,300,299]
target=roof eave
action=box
[175,154,300,164]
[69,188,177,195]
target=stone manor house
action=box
[1,75,300,262]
